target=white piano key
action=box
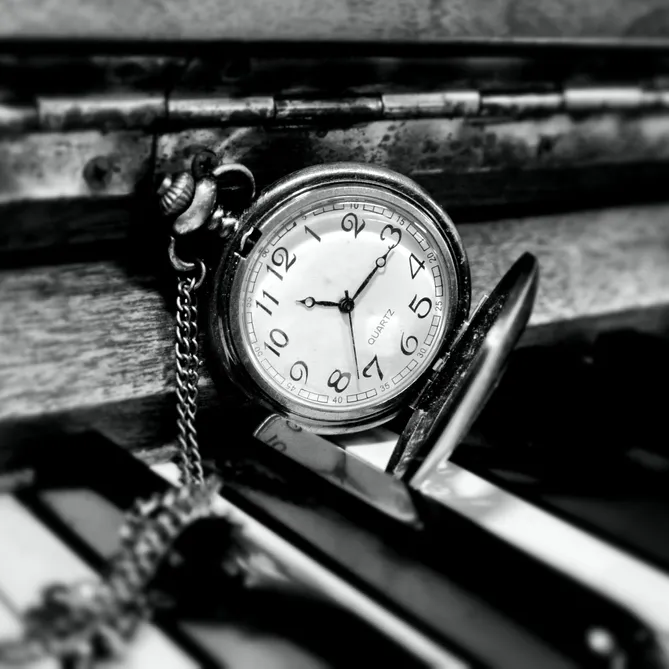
[41,488,331,669]
[0,590,57,669]
[0,595,19,638]
[44,478,469,669]
[0,495,198,669]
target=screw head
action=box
[83,155,113,190]
[191,149,218,180]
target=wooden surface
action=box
[5,112,669,267]
[3,0,669,43]
[3,203,669,449]
[2,46,669,452]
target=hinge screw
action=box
[83,155,114,191]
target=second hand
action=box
[343,290,361,380]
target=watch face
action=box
[212,164,470,432]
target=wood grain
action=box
[2,0,669,43]
[2,203,669,424]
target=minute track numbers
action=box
[241,198,451,410]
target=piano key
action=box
[248,419,665,665]
[456,333,669,573]
[247,423,615,667]
[9,427,643,666]
[1,429,457,667]
[335,427,669,660]
[0,595,19,639]
[39,484,467,669]
[420,463,669,635]
[0,590,57,669]
[180,626,329,669]
[0,495,199,669]
[19,484,335,669]
[0,495,92,607]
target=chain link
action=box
[0,258,216,667]
[0,478,221,666]
[175,275,204,486]
[0,158,256,667]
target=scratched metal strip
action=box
[0,131,153,202]
[3,113,669,207]
[156,115,669,181]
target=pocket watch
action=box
[206,161,539,440]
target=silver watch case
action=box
[208,162,471,434]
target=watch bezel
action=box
[208,162,471,433]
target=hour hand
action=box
[297,296,339,309]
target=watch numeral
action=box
[256,290,279,316]
[304,225,321,242]
[290,360,309,383]
[264,328,289,357]
[409,253,426,279]
[268,247,296,281]
[327,369,352,393]
[408,294,433,319]
[380,224,402,250]
[362,354,384,381]
[341,213,365,238]
[400,332,418,355]
[256,301,272,316]
[266,265,283,281]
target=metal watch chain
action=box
[0,156,255,667]
[174,268,206,486]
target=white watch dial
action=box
[237,194,453,412]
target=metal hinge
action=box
[2,85,669,134]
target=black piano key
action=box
[333,424,669,665]
[459,331,669,575]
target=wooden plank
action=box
[6,164,669,268]
[2,0,669,43]
[2,203,669,424]
[9,290,663,456]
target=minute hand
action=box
[352,248,392,301]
